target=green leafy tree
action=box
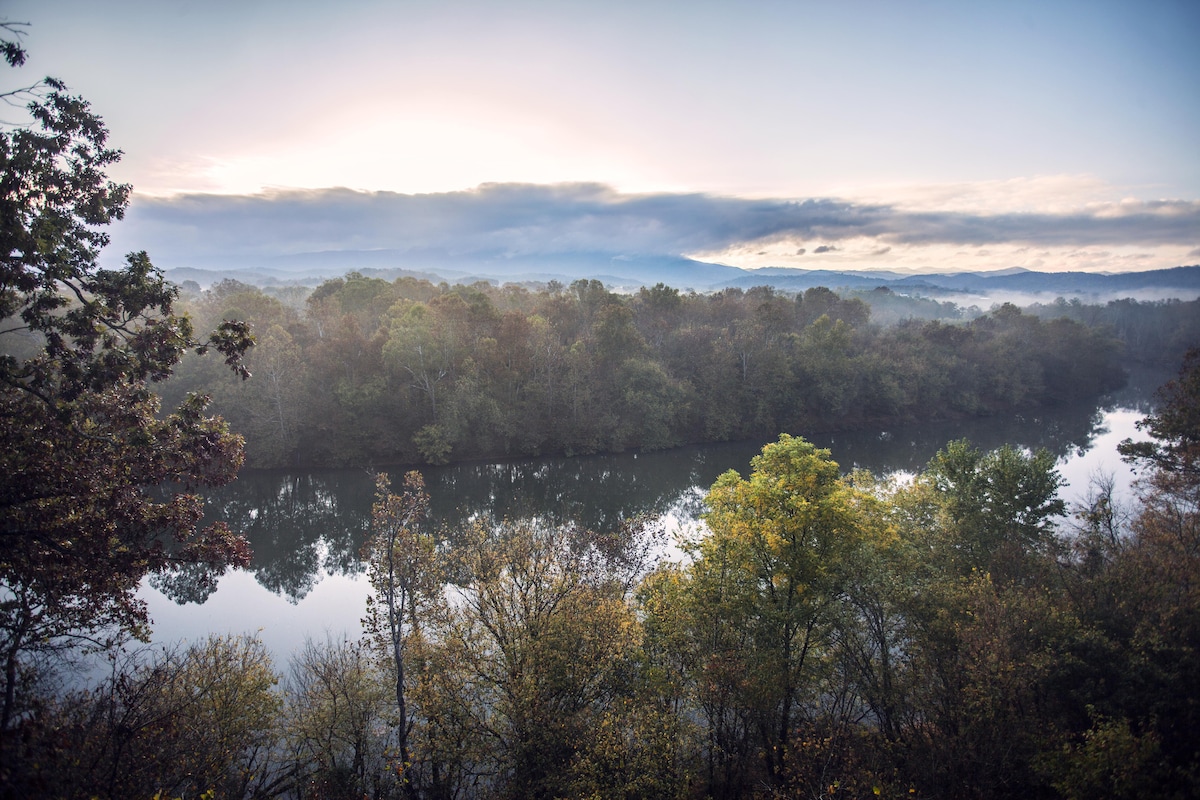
[923,439,1065,581]
[687,434,868,789]
[0,26,254,738]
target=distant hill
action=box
[891,265,1200,295]
[166,250,1200,303]
[719,265,1200,298]
[167,250,745,291]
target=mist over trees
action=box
[1026,295,1200,365]
[162,275,1132,468]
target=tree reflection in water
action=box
[160,378,1159,608]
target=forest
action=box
[157,273,1152,468]
[6,366,1200,799]
[2,23,1199,800]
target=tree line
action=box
[162,274,1127,468]
[1025,295,1200,366]
[7,351,1199,799]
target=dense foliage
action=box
[6,349,1197,798]
[1027,295,1200,367]
[164,275,1125,467]
[0,24,253,745]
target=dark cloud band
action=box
[110,183,1200,265]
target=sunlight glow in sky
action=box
[6,0,1199,274]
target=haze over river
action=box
[139,370,1165,663]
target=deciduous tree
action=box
[684,435,868,789]
[0,26,254,739]
[428,516,653,799]
[361,471,440,798]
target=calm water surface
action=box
[139,376,1161,663]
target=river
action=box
[138,371,1164,665]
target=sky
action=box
[5,0,1199,275]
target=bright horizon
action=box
[5,0,1199,275]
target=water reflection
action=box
[179,370,1163,605]
[163,472,376,603]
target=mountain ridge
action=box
[165,249,1200,302]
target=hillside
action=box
[168,256,1200,304]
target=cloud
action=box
[885,200,1200,247]
[108,182,1200,272]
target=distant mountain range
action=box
[165,249,1200,303]
[723,264,1200,300]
